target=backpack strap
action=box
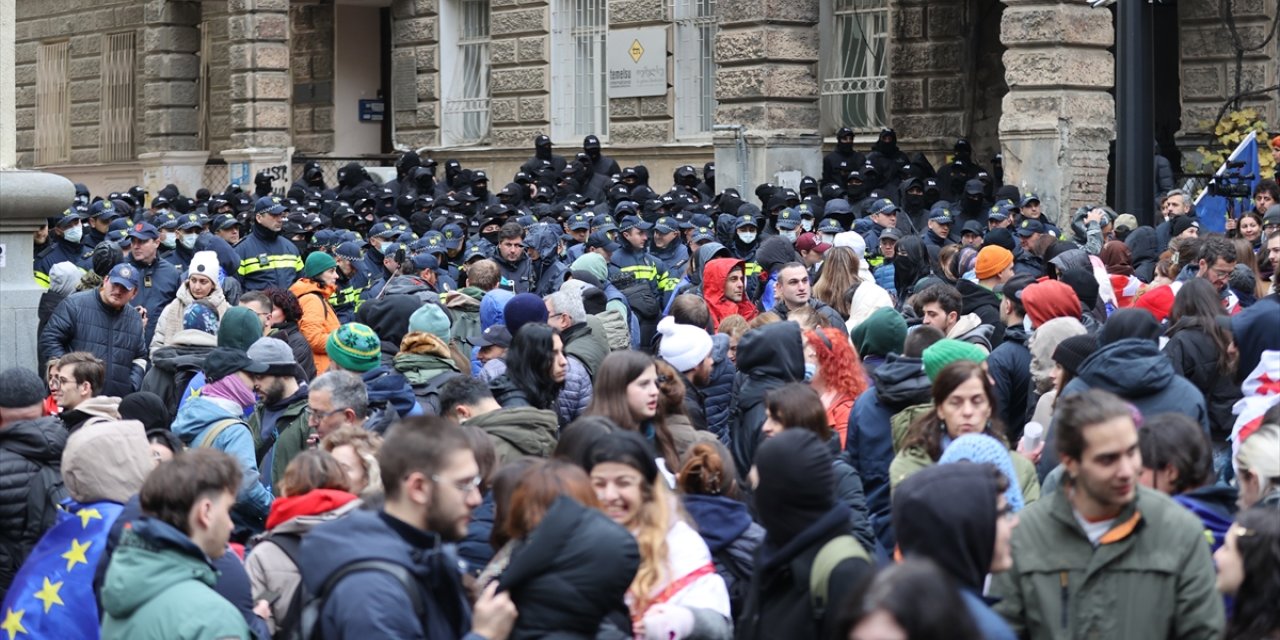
[297,560,426,639]
[809,535,867,621]
[262,532,306,634]
[199,418,246,449]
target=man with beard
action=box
[40,263,148,397]
[823,127,866,187]
[244,337,312,495]
[582,134,620,177]
[991,390,1223,640]
[296,417,518,639]
[520,134,567,177]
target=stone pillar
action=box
[0,171,74,372]
[0,0,15,169]
[999,0,1114,222]
[888,0,970,156]
[224,0,292,179]
[390,0,442,149]
[139,150,212,197]
[712,0,822,196]
[141,0,202,154]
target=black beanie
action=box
[1059,268,1100,311]
[753,429,835,546]
[587,431,660,486]
[119,391,170,433]
[983,228,1016,253]
[893,462,998,591]
[1052,334,1099,376]
[0,368,46,408]
[1100,308,1163,345]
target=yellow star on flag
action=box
[1,608,26,640]
[76,507,102,529]
[33,578,64,614]
[60,538,91,572]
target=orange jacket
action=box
[289,278,340,374]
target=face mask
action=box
[155,208,170,217]
[801,219,814,231]
[1023,315,1033,332]
[738,231,757,244]
[63,225,83,244]
[780,230,797,242]
[180,233,198,250]
[161,235,177,249]
[905,194,924,210]
[821,233,837,245]
[803,363,817,382]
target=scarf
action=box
[202,372,258,410]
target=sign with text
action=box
[608,28,667,98]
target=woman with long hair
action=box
[1163,277,1242,448]
[1230,210,1265,249]
[653,357,714,460]
[1215,507,1280,639]
[489,323,567,412]
[890,361,1039,504]
[587,431,732,639]
[586,351,683,474]
[496,459,641,639]
[263,287,317,380]
[804,328,869,447]
[761,383,877,554]
[813,246,861,318]
[1233,235,1272,301]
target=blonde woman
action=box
[320,426,384,497]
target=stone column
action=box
[141,0,202,155]
[389,0,442,149]
[0,0,15,170]
[223,0,293,184]
[888,0,970,157]
[0,172,74,372]
[712,0,822,196]
[999,0,1114,221]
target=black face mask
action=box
[904,193,924,211]
[481,230,500,245]
[292,238,310,257]
[847,184,867,200]
[963,197,983,215]
[586,148,600,159]
[536,145,552,160]
[473,186,488,199]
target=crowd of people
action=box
[3,129,1280,640]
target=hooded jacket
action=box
[728,321,805,472]
[684,494,765,609]
[1125,226,1160,284]
[0,416,68,597]
[362,365,424,432]
[704,258,759,330]
[845,355,932,549]
[140,328,217,423]
[525,223,569,297]
[561,319,610,379]
[58,394,122,434]
[1060,338,1209,434]
[893,463,1017,640]
[246,490,361,635]
[703,333,737,445]
[172,396,273,527]
[990,485,1224,640]
[151,280,229,356]
[498,497,639,640]
[61,417,151,504]
[298,510,481,639]
[37,260,83,335]
[290,277,340,374]
[99,517,250,640]
[466,406,560,464]
[987,323,1033,441]
[247,383,312,495]
[40,290,147,398]
[394,332,463,410]
[957,279,1005,346]
[1162,326,1243,440]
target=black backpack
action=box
[711,546,751,621]
[273,530,425,640]
[411,371,462,416]
[3,457,70,580]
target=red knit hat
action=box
[1022,280,1081,328]
[1133,283,1177,323]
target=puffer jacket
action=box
[127,256,183,348]
[498,497,640,640]
[467,406,560,464]
[990,485,1224,640]
[703,334,736,444]
[290,278,340,374]
[729,322,805,473]
[171,396,273,529]
[562,319,610,378]
[0,416,68,599]
[487,357,591,427]
[150,280,229,356]
[39,290,146,397]
[1162,327,1242,442]
[247,385,311,495]
[38,260,83,337]
[987,323,1032,442]
[246,490,361,635]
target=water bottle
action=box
[1020,421,1044,453]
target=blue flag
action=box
[1,501,124,640]
[1194,131,1261,234]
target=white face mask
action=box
[161,235,177,249]
[63,224,83,244]
[801,219,814,231]
[780,230,797,242]
[821,233,837,245]
[738,231,757,244]
[180,233,198,249]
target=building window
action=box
[674,0,716,139]
[441,0,490,146]
[35,40,71,166]
[821,0,887,133]
[101,32,136,162]
[551,0,608,140]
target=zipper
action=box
[1059,571,1069,631]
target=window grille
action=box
[35,41,71,166]
[674,0,715,138]
[442,0,491,145]
[197,21,212,150]
[101,32,136,162]
[821,0,887,132]
[551,0,607,140]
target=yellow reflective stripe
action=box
[239,255,303,276]
[34,271,51,288]
[621,265,658,281]
[744,262,763,277]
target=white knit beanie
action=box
[833,231,866,258]
[187,250,224,287]
[657,316,713,373]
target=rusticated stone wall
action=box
[608,0,671,145]
[291,1,335,153]
[486,0,550,148]
[390,0,442,149]
[227,0,292,149]
[887,0,968,156]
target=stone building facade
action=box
[13,0,1279,221]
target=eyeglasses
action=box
[306,407,345,424]
[431,474,482,494]
[48,375,77,390]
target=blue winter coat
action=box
[987,324,1032,441]
[39,290,146,397]
[703,334,736,444]
[1061,338,1209,433]
[171,396,273,529]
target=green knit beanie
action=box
[304,251,338,279]
[217,306,263,351]
[850,306,908,358]
[922,338,988,382]
[325,322,382,372]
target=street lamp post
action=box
[1115,0,1156,227]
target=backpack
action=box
[198,418,248,449]
[808,535,868,622]
[711,546,751,621]
[20,461,71,562]
[411,371,462,416]
[280,554,426,640]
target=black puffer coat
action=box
[499,497,639,640]
[0,416,68,599]
[39,290,146,397]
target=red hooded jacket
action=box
[704,258,759,329]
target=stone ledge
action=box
[715,27,819,65]
[1000,5,1113,48]
[1003,48,1114,90]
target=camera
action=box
[1208,160,1254,199]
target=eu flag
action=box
[1193,130,1262,234]
[1,500,124,640]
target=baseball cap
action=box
[335,241,363,261]
[593,215,618,233]
[178,214,204,231]
[254,196,287,215]
[653,217,679,234]
[1016,218,1047,237]
[464,242,489,262]
[1262,204,1280,226]
[246,337,298,377]
[475,324,513,348]
[89,200,120,220]
[107,263,141,291]
[817,218,845,234]
[127,222,160,240]
[795,233,833,254]
[1113,213,1138,232]
[961,220,985,237]
[441,224,465,249]
[203,347,270,382]
[53,207,84,228]
[613,201,639,216]
[735,215,759,230]
[586,230,621,252]
[567,214,591,231]
[880,228,903,243]
[408,253,440,271]
[691,226,715,243]
[867,199,900,217]
[210,213,239,231]
[1019,193,1041,207]
[928,204,954,225]
[775,208,801,230]
[618,215,652,232]
[369,222,400,239]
